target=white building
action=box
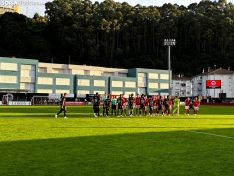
[191,68,234,98]
[172,75,192,97]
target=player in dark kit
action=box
[140,94,145,116]
[117,94,123,117]
[148,96,153,116]
[93,92,100,117]
[128,94,134,116]
[55,93,68,119]
[164,95,170,116]
[188,97,194,115]
[104,95,111,118]
[157,96,163,116]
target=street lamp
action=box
[214,65,216,99]
[164,39,176,95]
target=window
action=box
[77,90,90,94]
[52,69,64,74]
[38,67,47,73]
[56,90,70,93]
[37,89,53,93]
[148,83,158,88]
[102,72,114,77]
[38,77,53,85]
[0,62,17,71]
[160,83,169,88]
[94,80,105,87]
[112,81,123,87]
[56,78,70,85]
[148,73,158,79]
[90,71,101,76]
[111,91,123,95]
[94,90,105,94]
[118,73,127,77]
[72,70,84,75]
[160,74,169,80]
[0,75,17,83]
[78,79,90,86]
[21,70,29,77]
[125,81,136,88]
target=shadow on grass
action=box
[1,128,234,176]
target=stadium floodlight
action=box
[164,39,176,96]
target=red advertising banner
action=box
[66,102,86,105]
[206,80,221,89]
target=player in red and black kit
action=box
[121,95,127,116]
[135,94,140,116]
[184,97,190,115]
[193,97,200,115]
[140,94,145,116]
[153,95,158,116]
[168,95,173,115]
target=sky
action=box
[2,0,234,18]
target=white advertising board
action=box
[8,101,31,106]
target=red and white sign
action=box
[66,101,86,105]
[206,80,221,89]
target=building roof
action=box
[191,68,234,78]
[172,75,191,81]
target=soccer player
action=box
[55,93,67,119]
[153,95,158,116]
[188,97,194,115]
[117,94,123,117]
[122,94,127,116]
[172,96,180,116]
[104,95,111,117]
[193,97,200,115]
[157,96,163,116]
[184,97,190,115]
[93,92,100,117]
[168,95,173,115]
[140,94,145,116]
[148,96,153,116]
[128,94,134,116]
[111,96,117,116]
[164,95,170,116]
[135,94,140,116]
[144,95,148,115]
[102,94,107,116]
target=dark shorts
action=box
[105,106,110,111]
[165,105,169,111]
[140,105,145,109]
[158,105,162,110]
[129,104,133,109]
[93,105,99,110]
[149,106,153,110]
[112,105,116,110]
[189,105,194,110]
[118,105,122,109]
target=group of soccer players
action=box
[92,92,200,118]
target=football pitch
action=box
[1,105,234,176]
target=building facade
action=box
[0,57,171,96]
[191,68,234,98]
[172,75,192,97]
[0,5,20,15]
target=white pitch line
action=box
[111,117,234,140]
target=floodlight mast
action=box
[164,39,176,96]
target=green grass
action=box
[1,105,234,176]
